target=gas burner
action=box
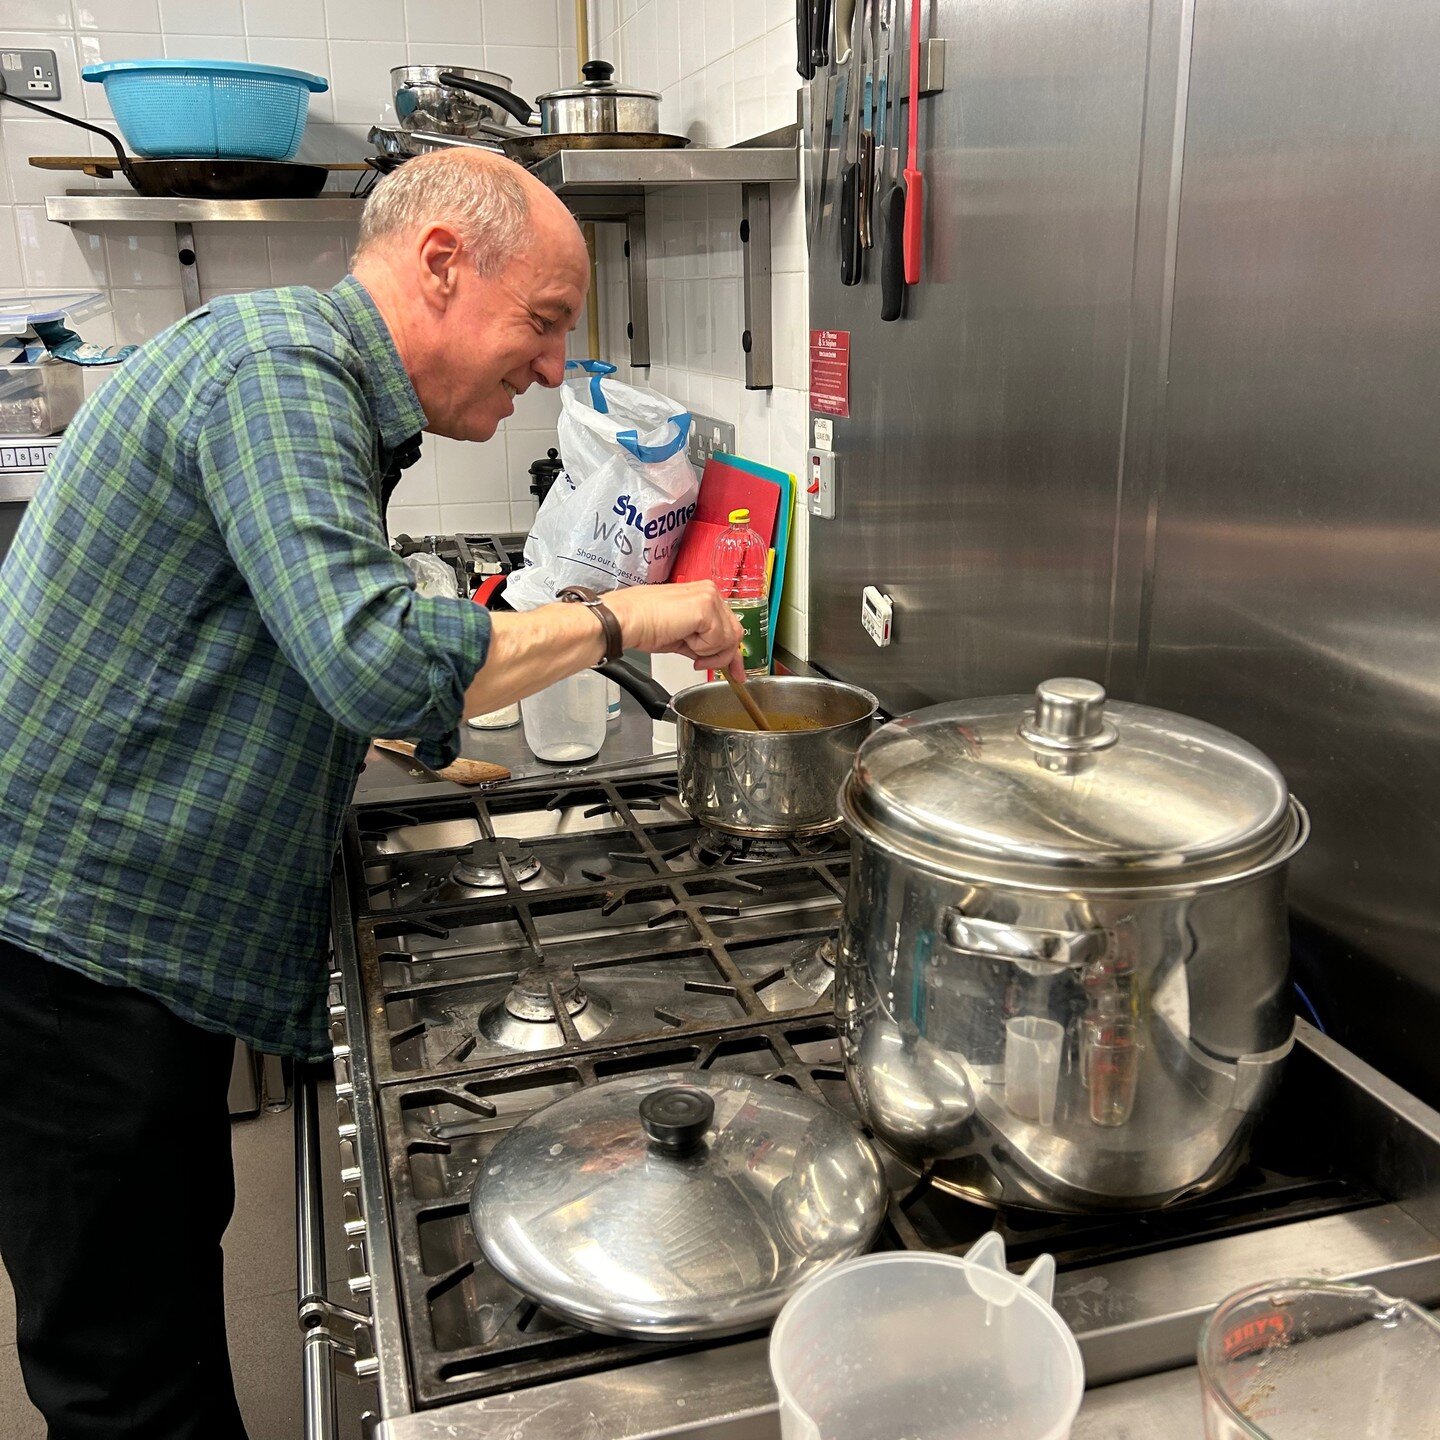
[690,829,790,866]
[786,935,838,998]
[689,828,846,868]
[478,965,614,1052]
[450,837,553,892]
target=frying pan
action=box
[369,120,688,170]
[0,87,328,199]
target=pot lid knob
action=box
[1020,677,1118,752]
[639,1086,714,1156]
[581,60,615,85]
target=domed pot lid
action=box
[842,678,1298,888]
[469,1069,888,1339]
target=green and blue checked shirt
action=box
[0,277,491,1058]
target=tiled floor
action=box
[0,1080,372,1440]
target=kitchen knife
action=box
[810,0,832,70]
[878,0,907,319]
[902,0,924,285]
[839,0,865,285]
[809,68,844,253]
[796,0,814,77]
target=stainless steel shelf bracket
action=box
[741,183,774,390]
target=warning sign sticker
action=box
[809,329,851,419]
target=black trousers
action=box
[0,937,250,1440]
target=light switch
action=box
[807,450,836,519]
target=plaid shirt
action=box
[0,278,491,1058]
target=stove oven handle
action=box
[295,1063,373,1440]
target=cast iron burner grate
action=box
[345,775,851,1085]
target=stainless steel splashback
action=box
[808,0,1440,1100]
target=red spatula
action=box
[902,0,924,285]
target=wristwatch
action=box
[556,585,625,664]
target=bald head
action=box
[350,148,590,443]
[356,148,582,274]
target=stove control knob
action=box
[640,1087,715,1157]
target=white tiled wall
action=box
[587,0,813,655]
[0,0,582,536]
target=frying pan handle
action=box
[598,660,673,721]
[437,71,538,128]
[0,83,135,185]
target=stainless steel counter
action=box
[353,683,671,805]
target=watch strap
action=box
[556,585,625,664]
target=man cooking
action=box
[0,149,741,1440]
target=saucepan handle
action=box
[941,912,1105,971]
[598,659,674,721]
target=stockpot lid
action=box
[469,1069,887,1338]
[841,678,1296,888]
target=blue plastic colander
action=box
[81,60,328,162]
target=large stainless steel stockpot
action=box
[836,678,1309,1212]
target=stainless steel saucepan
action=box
[437,61,661,137]
[601,663,878,837]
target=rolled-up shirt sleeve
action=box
[195,344,489,767]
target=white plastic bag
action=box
[504,362,698,611]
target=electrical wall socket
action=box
[686,411,736,470]
[1,49,61,101]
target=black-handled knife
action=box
[796,0,814,78]
[879,178,906,318]
[840,159,862,285]
[810,0,832,70]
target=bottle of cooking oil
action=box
[711,508,770,677]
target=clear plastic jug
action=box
[520,671,607,762]
[770,1234,1084,1440]
[1199,1278,1440,1438]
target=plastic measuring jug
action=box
[1198,1278,1440,1438]
[520,671,607,762]
[770,1233,1084,1440]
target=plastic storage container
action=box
[0,360,84,436]
[1198,1278,1440,1438]
[520,671,607,762]
[82,60,328,161]
[711,507,770,678]
[770,1234,1084,1440]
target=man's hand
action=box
[604,582,746,680]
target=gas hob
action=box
[319,763,1440,1439]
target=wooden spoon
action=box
[725,673,773,731]
[373,738,510,785]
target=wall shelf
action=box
[43,130,800,389]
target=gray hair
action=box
[355,151,530,275]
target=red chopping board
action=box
[668,457,783,587]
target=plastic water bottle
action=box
[711,507,770,678]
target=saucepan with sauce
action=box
[599,663,879,836]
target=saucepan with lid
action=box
[601,663,878,836]
[468,1069,887,1338]
[436,60,662,138]
[837,677,1310,1211]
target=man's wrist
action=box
[556,586,624,663]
